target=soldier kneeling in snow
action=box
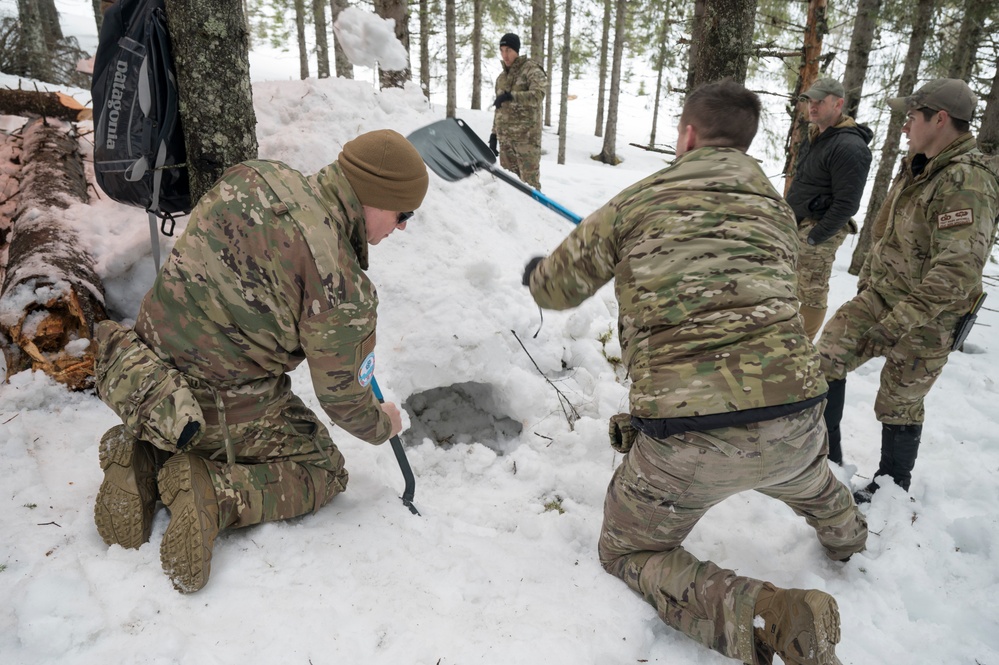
[93,129,428,593]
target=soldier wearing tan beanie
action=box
[339,129,429,213]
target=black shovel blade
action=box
[407,118,497,182]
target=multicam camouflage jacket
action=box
[491,55,546,144]
[133,160,392,444]
[528,147,827,419]
[862,133,999,339]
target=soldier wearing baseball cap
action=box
[817,78,999,504]
[887,77,979,122]
[786,76,873,356]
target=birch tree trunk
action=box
[782,0,829,194]
[595,0,627,165]
[313,0,330,79]
[330,0,354,79]
[849,0,936,275]
[164,0,259,205]
[842,0,881,120]
[557,0,573,165]
[0,119,106,391]
[595,0,611,137]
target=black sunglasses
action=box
[397,211,414,225]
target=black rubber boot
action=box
[854,423,922,503]
[823,379,846,465]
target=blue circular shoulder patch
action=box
[358,352,376,387]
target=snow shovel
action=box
[371,377,420,515]
[407,117,583,225]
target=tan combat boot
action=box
[94,425,160,549]
[753,583,842,665]
[158,453,228,593]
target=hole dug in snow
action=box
[402,382,523,455]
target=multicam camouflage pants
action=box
[598,404,866,664]
[817,287,953,424]
[795,219,852,310]
[182,378,348,529]
[499,139,541,190]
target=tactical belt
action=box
[632,394,827,441]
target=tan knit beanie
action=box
[338,129,429,212]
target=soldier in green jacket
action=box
[818,79,999,503]
[524,80,866,665]
[93,129,429,593]
[489,32,546,190]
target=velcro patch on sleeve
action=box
[938,209,974,229]
[356,332,376,387]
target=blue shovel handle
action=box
[371,377,420,515]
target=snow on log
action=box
[0,118,107,390]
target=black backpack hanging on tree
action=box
[91,0,190,271]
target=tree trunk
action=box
[947,0,992,82]
[842,0,881,119]
[782,0,829,195]
[313,0,330,79]
[977,63,998,157]
[685,0,758,90]
[531,0,545,61]
[164,0,259,206]
[330,0,354,79]
[596,0,627,165]
[93,0,105,33]
[373,0,411,89]
[15,0,51,83]
[445,0,456,117]
[849,0,936,275]
[557,0,573,165]
[418,0,429,97]
[545,0,556,127]
[294,0,309,80]
[38,0,63,51]
[595,0,611,137]
[649,9,670,148]
[0,119,107,391]
[471,0,482,110]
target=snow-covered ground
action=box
[2,3,999,664]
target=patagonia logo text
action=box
[938,209,973,229]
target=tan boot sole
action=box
[158,454,220,593]
[792,590,842,665]
[94,426,157,549]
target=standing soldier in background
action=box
[489,32,546,190]
[818,79,999,503]
[93,129,429,593]
[524,80,866,665]
[786,78,873,354]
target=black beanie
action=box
[500,33,521,53]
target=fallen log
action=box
[0,118,106,390]
[0,89,92,122]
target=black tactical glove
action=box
[522,256,544,287]
[494,91,513,108]
[489,133,498,156]
[857,322,898,358]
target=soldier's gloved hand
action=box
[523,256,544,286]
[857,322,897,357]
[489,133,498,156]
[494,91,513,108]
